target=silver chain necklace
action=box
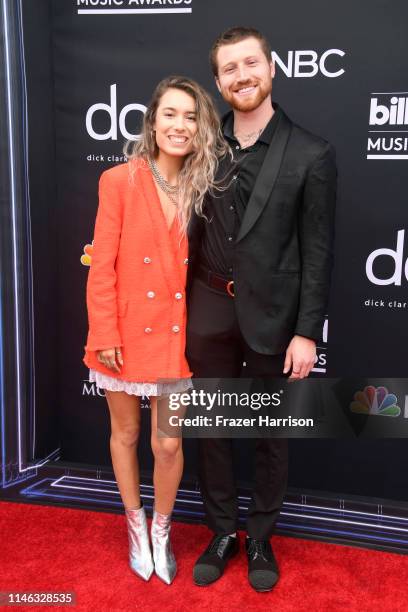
[234,123,267,147]
[147,156,179,206]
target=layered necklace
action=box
[148,156,179,206]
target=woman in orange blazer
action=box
[84,76,228,585]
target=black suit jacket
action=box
[187,106,337,355]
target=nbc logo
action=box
[367,92,408,160]
[350,386,400,417]
[81,241,93,266]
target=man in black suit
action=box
[186,27,336,592]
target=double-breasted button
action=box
[147,291,155,299]
[172,325,180,333]
[143,257,151,264]
[184,258,189,265]
[175,292,183,300]
[144,327,152,333]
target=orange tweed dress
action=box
[83,159,192,383]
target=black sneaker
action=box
[245,537,279,592]
[193,534,239,586]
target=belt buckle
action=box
[226,280,235,298]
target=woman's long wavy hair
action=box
[124,76,230,235]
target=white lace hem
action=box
[89,369,192,397]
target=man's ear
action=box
[215,76,221,93]
[270,60,276,80]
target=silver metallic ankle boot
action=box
[151,506,177,584]
[125,504,154,581]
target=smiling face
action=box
[153,87,197,159]
[215,37,274,112]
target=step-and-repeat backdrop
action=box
[23,0,408,499]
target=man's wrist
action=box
[294,334,316,344]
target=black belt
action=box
[197,266,235,297]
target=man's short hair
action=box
[210,26,272,76]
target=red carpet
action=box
[1,501,408,612]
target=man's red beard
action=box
[221,79,272,112]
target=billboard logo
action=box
[272,49,345,78]
[366,230,408,286]
[77,0,193,14]
[367,93,408,159]
[369,96,408,126]
[350,386,400,417]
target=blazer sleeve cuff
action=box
[294,321,321,343]
[85,334,123,352]
[294,332,318,343]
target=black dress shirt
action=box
[199,103,282,276]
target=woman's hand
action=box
[97,347,123,373]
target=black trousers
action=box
[186,278,288,540]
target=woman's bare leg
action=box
[150,396,183,514]
[105,390,142,510]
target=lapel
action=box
[236,109,292,243]
[139,163,184,295]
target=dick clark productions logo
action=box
[366,230,408,286]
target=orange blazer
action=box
[83,159,192,382]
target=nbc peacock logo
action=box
[80,241,93,266]
[350,386,401,417]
